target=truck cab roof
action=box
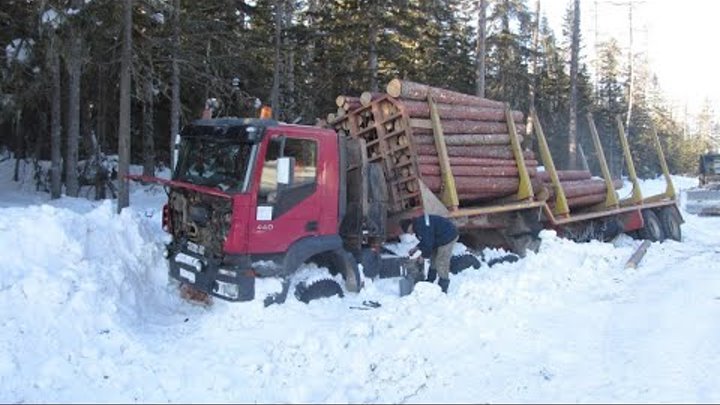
[185,118,336,141]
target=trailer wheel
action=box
[638,209,665,242]
[507,233,541,257]
[294,279,344,304]
[658,207,682,241]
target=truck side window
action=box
[258,137,317,205]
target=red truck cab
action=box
[163,118,360,302]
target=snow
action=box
[41,8,64,29]
[5,39,33,66]
[1,157,719,403]
[151,12,165,25]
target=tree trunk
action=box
[49,33,62,199]
[270,0,283,118]
[96,64,108,153]
[475,0,487,97]
[64,33,83,197]
[170,0,181,170]
[369,23,378,92]
[283,2,296,120]
[568,0,580,170]
[13,110,22,182]
[142,70,155,177]
[620,1,635,179]
[117,0,133,212]
[527,0,541,139]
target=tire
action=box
[487,253,520,267]
[309,250,362,293]
[506,233,541,257]
[294,279,344,304]
[658,207,682,242]
[637,209,665,242]
[450,254,481,274]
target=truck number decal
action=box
[256,224,274,231]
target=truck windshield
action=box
[174,137,254,192]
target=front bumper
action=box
[168,245,255,302]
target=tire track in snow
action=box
[599,246,720,402]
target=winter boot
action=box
[426,268,437,283]
[438,277,450,294]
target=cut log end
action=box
[335,95,346,108]
[386,78,402,98]
[360,91,374,106]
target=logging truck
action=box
[130,79,683,304]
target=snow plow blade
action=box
[685,187,720,216]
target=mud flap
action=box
[398,259,426,297]
[336,249,363,293]
[399,275,416,297]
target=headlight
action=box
[218,268,237,277]
[214,280,239,299]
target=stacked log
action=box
[328,79,630,213]
[329,79,538,206]
[385,79,536,202]
[335,95,361,111]
[541,170,623,209]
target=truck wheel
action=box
[637,209,665,242]
[309,249,363,293]
[294,279,344,304]
[658,207,682,241]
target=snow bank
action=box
[0,201,172,402]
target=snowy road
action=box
[1,175,720,403]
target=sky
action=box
[1,157,720,402]
[542,0,720,115]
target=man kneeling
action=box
[400,214,459,293]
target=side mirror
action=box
[277,156,295,186]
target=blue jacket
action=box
[412,214,458,258]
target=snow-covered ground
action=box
[1,158,719,403]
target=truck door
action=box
[249,135,322,254]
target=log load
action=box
[360,91,384,106]
[411,133,523,146]
[545,177,624,209]
[335,95,361,111]
[536,170,592,183]
[400,99,524,121]
[386,79,505,109]
[417,155,539,167]
[422,176,519,194]
[330,79,541,207]
[415,144,535,161]
[410,119,525,135]
[419,165,538,178]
